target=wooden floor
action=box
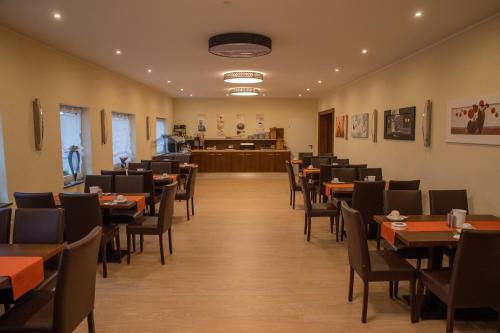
[76,173,496,333]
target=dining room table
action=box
[153,173,179,184]
[373,214,500,320]
[0,243,65,297]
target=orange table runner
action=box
[303,168,320,175]
[381,220,500,245]
[153,174,178,181]
[0,257,44,300]
[100,195,146,213]
[291,160,303,165]
[324,183,354,196]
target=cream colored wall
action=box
[318,16,500,215]
[0,26,173,199]
[173,98,318,156]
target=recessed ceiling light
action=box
[189,93,193,97]
[167,80,172,84]
[147,69,152,73]
[306,88,310,92]
[180,88,184,92]
[317,80,323,84]
[415,11,423,17]
[334,68,340,72]
[115,49,122,55]
[53,12,62,19]
[361,49,368,54]
[298,93,302,97]
[226,93,229,96]
[229,87,260,96]
[223,71,264,84]
[262,93,266,97]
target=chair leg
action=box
[87,310,95,333]
[340,213,345,241]
[159,234,165,265]
[376,224,381,250]
[132,234,136,252]
[394,281,399,298]
[348,267,354,302]
[101,244,108,278]
[289,189,292,206]
[362,281,369,323]
[415,278,424,322]
[306,215,310,238]
[389,281,394,299]
[115,233,121,263]
[140,234,144,253]
[168,228,173,254]
[335,214,339,242]
[186,200,190,221]
[292,191,296,209]
[416,258,422,270]
[410,279,416,323]
[126,233,131,265]
[446,306,455,333]
[330,216,334,234]
[304,213,308,235]
[191,198,195,216]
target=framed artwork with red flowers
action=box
[447,95,500,145]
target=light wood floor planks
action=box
[75,173,497,333]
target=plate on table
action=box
[114,199,127,204]
[386,215,408,222]
[391,222,407,230]
[330,180,345,184]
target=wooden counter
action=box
[190,150,290,172]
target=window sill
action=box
[63,179,84,189]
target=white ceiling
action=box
[0,0,499,98]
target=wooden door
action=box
[231,152,246,172]
[318,109,334,154]
[215,152,232,172]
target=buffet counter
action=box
[190,150,290,172]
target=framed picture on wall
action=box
[446,95,500,145]
[384,107,416,141]
[351,113,369,138]
[335,115,346,138]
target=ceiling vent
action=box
[209,33,272,58]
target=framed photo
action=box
[446,95,500,145]
[384,107,416,141]
[335,115,346,138]
[351,113,369,138]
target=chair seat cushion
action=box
[310,202,338,217]
[419,269,452,303]
[368,250,415,281]
[0,290,54,332]
[126,216,158,234]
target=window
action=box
[112,112,135,166]
[0,112,8,202]
[156,117,168,154]
[60,106,86,185]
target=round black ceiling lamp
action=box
[209,33,272,58]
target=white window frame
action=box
[60,105,86,185]
[156,117,168,154]
[112,112,135,167]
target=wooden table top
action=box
[302,168,320,175]
[0,243,66,289]
[55,193,149,210]
[373,214,500,247]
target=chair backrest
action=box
[114,175,144,193]
[319,164,333,192]
[450,230,500,308]
[351,181,386,225]
[185,167,198,198]
[128,170,155,205]
[285,161,298,190]
[13,208,65,244]
[384,190,422,215]
[127,162,148,171]
[358,168,383,181]
[300,176,313,214]
[331,168,357,182]
[157,159,180,173]
[151,161,173,175]
[84,175,113,193]
[59,193,102,244]
[341,202,371,277]
[140,160,153,170]
[100,170,126,192]
[53,226,102,333]
[14,192,56,208]
[0,208,12,244]
[429,190,468,215]
[388,180,420,190]
[318,153,336,158]
[332,158,349,165]
[156,183,177,233]
[298,152,313,160]
[302,156,312,168]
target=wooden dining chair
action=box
[175,167,198,220]
[388,180,420,190]
[301,176,339,241]
[0,226,102,333]
[331,168,357,182]
[341,202,416,323]
[349,181,386,240]
[13,192,56,208]
[128,170,160,216]
[285,161,301,209]
[151,161,172,175]
[317,164,333,202]
[114,175,144,193]
[100,170,126,192]
[416,230,500,333]
[0,208,11,244]
[127,162,148,171]
[127,183,177,265]
[358,168,383,181]
[59,193,120,278]
[428,190,468,215]
[332,158,349,165]
[84,175,113,193]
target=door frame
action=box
[318,108,335,154]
